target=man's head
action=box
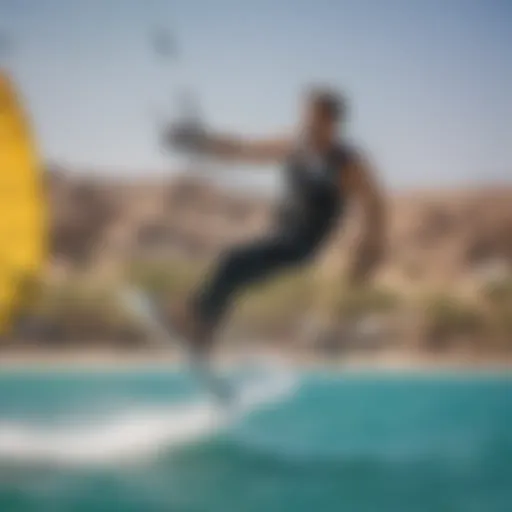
[301,86,347,146]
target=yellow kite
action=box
[0,71,46,333]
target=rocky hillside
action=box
[4,165,508,351]
[47,166,512,292]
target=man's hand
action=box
[163,121,208,154]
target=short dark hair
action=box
[308,87,347,121]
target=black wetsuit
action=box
[191,141,356,329]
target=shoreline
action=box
[1,348,512,373]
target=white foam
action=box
[0,366,297,467]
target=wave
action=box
[0,364,298,467]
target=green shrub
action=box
[234,270,313,331]
[334,286,401,320]
[423,293,486,348]
[482,277,512,306]
[127,259,205,298]
[478,276,512,350]
[24,280,146,345]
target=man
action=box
[161,86,386,358]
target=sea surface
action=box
[0,364,511,512]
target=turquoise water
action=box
[0,368,511,512]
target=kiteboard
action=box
[0,71,46,335]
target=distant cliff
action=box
[46,165,512,291]
[3,165,508,352]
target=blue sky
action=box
[1,0,511,190]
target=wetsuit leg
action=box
[190,231,317,329]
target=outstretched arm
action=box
[165,123,292,165]
[203,133,291,164]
